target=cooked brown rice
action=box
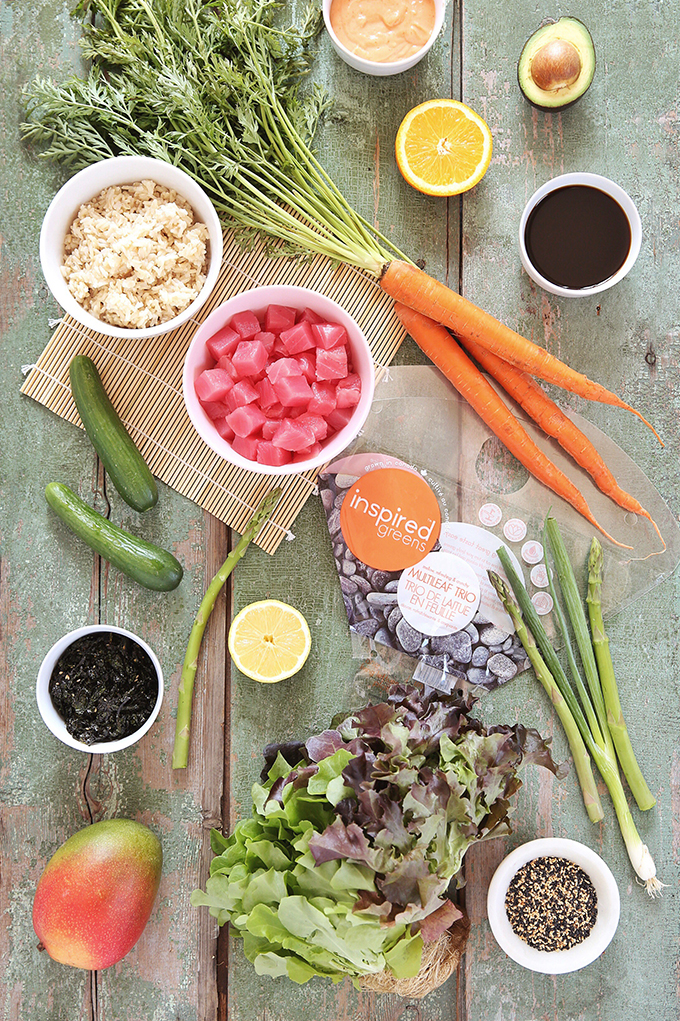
[61,179,210,329]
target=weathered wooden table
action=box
[2,1,679,1018]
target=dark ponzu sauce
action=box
[524,185,631,289]
[49,631,158,745]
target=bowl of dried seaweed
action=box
[36,625,163,753]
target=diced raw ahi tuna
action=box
[265,403,286,420]
[327,406,354,431]
[254,330,276,353]
[255,377,278,409]
[226,404,267,437]
[307,381,337,416]
[214,418,236,442]
[230,310,261,339]
[295,351,316,382]
[195,367,235,403]
[261,419,280,440]
[297,306,325,325]
[232,339,269,377]
[200,399,231,420]
[272,338,289,358]
[272,373,314,407]
[335,372,362,407]
[225,379,259,412]
[266,357,303,384]
[272,417,317,451]
[316,345,348,380]
[311,322,348,350]
[216,354,240,379]
[293,442,323,462]
[256,441,293,466]
[296,412,329,441]
[206,324,240,360]
[232,435,260,460]
[265,304,297,333]
[280,320,315,354]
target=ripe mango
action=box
[33,818,162,970]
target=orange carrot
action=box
[381,260,662,444]
[458,334,665,547]
[394,303,631,549]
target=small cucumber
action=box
[45,482,183,592]
[69,355,158,513]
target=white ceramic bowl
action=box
[518,172,642,297]
[40,155,223,340]
[322,0,446,76]
[486,837,620,974]
[182,284,375,476]
[36,625,164,754]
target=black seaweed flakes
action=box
[505,856,598,952]
[49,632,158,745]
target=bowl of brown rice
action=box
[39,155,223,340]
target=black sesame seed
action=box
[504,856,598,952]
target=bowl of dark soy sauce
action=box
[519,172,642,297]
[36,625,163,753]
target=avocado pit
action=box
[530,39,582,93]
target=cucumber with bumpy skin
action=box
[45,482,183,591]
[69,355,158,512]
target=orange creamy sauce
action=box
[329,0,436,63]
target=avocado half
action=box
[518,17,595,110]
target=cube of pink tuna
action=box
[335,372,362,408]
[280,321,315,355]
[296,412,328,441]
[195,367,235,403]
[225,379,259,412]
[214,418,236,442]
[256,441,293,467]
[311,321,348,350]
[295,351,316,382]
[232,339,269,378]
[307,381,337,416]
[265,304,297,333]
[326,406,353,431]
[265,402,286,420]
[266,357,303,385]
[316,346,348,380]
[261,419,280,440]
[293,442,323,462]
[216,355,240,379]
[230,310,261,340]
[273,373,314,407]
[206,324,240,361]
[297,306,325,325]
[200,399,231,421]
[226,404,267,437]
[232,435,259,461]
[254,330,276,353]
[255,377,278,409]
[272,418,317,451]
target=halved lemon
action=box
[395,98,493,197]
[228,599,311,683]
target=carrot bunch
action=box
[384,264,663,550]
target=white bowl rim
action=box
[518,172,642,297]
[486,837,620,974]
[39,155,223,340]
[36,624,164,753]
[322,0,446,76]
[182,283,376,476]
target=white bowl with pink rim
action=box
[182,284,375,476]
[322,0,446,77]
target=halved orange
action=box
[395,99,493,197]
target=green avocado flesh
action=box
[518,17,595,110]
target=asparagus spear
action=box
[489,570,604,823]
[172,488,283,770]
[586,536,656,811]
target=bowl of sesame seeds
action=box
[486,837,620,974]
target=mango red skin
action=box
[32,819,162,970]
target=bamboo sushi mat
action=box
[21,232,406,554]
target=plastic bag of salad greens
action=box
[318,365,680,696]
[191,683,565,988]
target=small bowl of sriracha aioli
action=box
[323,0,446,77]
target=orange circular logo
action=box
[339,468,441,571]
